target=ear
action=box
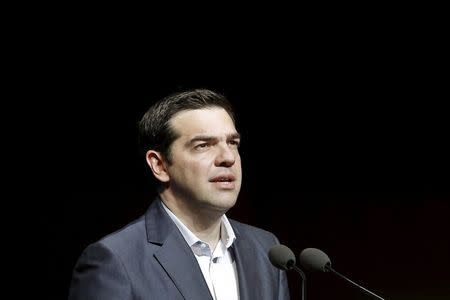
[145,150,170,183]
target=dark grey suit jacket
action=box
[68,199,290,300]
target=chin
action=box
[209,197,237,212]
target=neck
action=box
[160,195,224,250]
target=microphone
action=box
[299,248,385,300]
[268,244,306,300]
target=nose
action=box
[215,143,236,167]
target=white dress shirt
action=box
[162,202,239,300]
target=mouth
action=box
[209,175,236,189]
[209,175,236,183]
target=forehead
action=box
[170,107,237,137]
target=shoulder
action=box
[74,215,151,276]
[69,218,148,300]
[89,215,147,255]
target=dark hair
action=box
[138,89,236,164]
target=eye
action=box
[195,143,210,150]
[228,140,240,147]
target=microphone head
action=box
[299,248,331,272]
[268,244,296,271]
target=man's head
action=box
[138,89,242,214]
[138,89,236,163]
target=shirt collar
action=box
[161,201,236,249]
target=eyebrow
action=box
[187,133,241,145]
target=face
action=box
[165,107,242,214]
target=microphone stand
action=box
[325,265,384,300]
[292,265,306,300]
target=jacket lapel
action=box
[232,226,263,300]
[145,199,213,300]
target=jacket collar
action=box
[145,198,213,300]
[144,198,262,300]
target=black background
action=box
[23,13,450,300]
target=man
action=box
[68,89,290,299]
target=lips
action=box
[209,174,236,182]
[209,174,237,190]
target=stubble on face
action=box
[163,107,242,215]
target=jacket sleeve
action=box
[278,267,290,300]
[68,242,132,300]
[272,234,290,300]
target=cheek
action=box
[185,158,210,175]
[234,156,242,169]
